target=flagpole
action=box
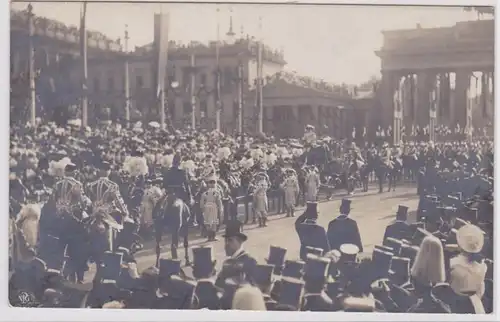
[256,16,264,134]
[215,6,221,132]
[27,4,36,127]
[80,2,88,129]
[124,24,130,128]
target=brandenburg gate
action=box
[376,19,494,143]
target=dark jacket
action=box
[382,221,412,245]
[327,215,363,252]
[215,250,257,289]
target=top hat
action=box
[374,245,394,254]
[339,243,359,263]
[340,199,352,212]
[388,256,411,285]
[100,252,124,282]
[276,277,305,311]
[265,246,287,269]
[399,244,419,267]
[304,254,330,281]
[223,220,247,241]
[303,202,318,219]
[252,264,275,287]
[384,237,403,255]
[192,246,215,277]
[282,260,305,279]
[396,205,409,220]
[159,258,181,279]
[371,248,393,279]
[194,280,222,310]
[412,227,433,247]
[326,281,343,298]
[305,246,324,257]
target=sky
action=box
[11,1,484,85]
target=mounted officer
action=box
[163,153,193,207]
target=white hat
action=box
[456,224,484,254]
[205,174,218,182]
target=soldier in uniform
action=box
[215,221,257,288]
[280,168,300,217]
[326,199,363,252]
[200,174,224,242]
[252,173,270,227]
[305,166,321,202]
[382,205,412,245]
[163,153,193,206]
[295,202,330,261]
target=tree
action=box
[463,6,494,19]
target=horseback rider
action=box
[163,153,194,207]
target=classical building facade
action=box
[376,19,494,142]
[10,7,125,123]
[81,36,286,131]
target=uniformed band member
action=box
[200,174,224,242]
[280,168,299,217]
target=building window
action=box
[200,100,208,118]
[200,73,207,87]
[224,67,233,88]
[182,68,190,88]
[136,75,143,89]
[107,77,115,92]
[183,101,191,114]
[93,77,100,92]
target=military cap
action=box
[388,256,411,286]
[396,205,409,221]
[99,160,111,171]
[265,246,287,269]
[304,254,330,280]
[276,277,305,311]
[159,258,181,279]
[305,246,324,257]
[384,237,403,255]
[371,248,393,279]
[252,264,275,287]
[101,252,123,282]
[282,260,305,279]
[64,162,77,172]
[192,246,215,279]
[339,243,359,263]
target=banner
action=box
[153,13,170,99]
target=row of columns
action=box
[387,69,494,144]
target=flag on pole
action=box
[153,13,170,99]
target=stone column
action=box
[454,69,470,129]
[380,71,397,130]
[416,71,430,127]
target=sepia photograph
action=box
[7,0,494,315]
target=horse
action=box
[153,191,192,267]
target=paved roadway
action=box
[130,185,419,274]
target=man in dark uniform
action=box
[326,199,363,252]
[295,202,330,261]
[382,205,412,245]
[162,153,193,206]
[215,220,257,288]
